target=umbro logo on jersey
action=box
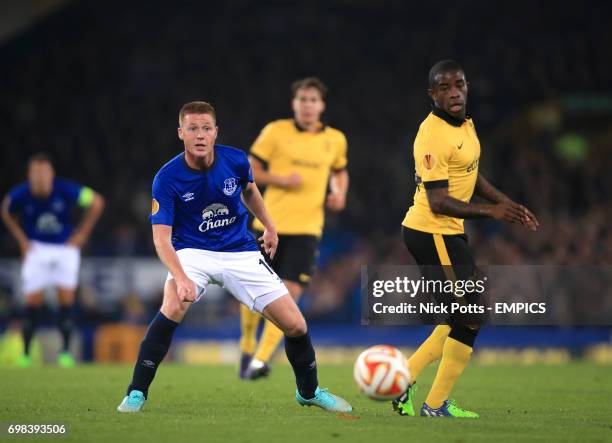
[182,192,195,202]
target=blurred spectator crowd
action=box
[0,0,610,322]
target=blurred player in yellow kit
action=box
[240,77,349,379]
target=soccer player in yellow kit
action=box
[240,77,349,379]
[393,61,539,417]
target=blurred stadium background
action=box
[0,0,611,367]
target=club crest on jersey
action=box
[199,203,236,232]
[223,177,238,196]
[422,153,436,170]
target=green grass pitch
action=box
[1,362,610,442]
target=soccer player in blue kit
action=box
[1,153,105,367]
[117,101,352,413]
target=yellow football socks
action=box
[425,337,473,408]
[253,320,285,363]
[239,305,260,355]
[407,324,451,383]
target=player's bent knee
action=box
[448,324,479,347]
[283,317,308,337]
[161,305,186,323]
[160,298,188,323]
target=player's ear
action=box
[177,127,184,140]
[291,97,299,113]
[427,88,435,100]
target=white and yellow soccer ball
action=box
[353,345,410,400]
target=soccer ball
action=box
[353,345,410,400]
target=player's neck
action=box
[294,118,323,133]
[184,150,215,171]
[432,104,466,126]
[30,184,52,198]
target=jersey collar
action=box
[431,105,470,127]
[182,147,217,174]
[293,119,326,133]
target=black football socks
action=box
[22,306,43,355]
[57,305,74,352]
[127,311,178,398]
[284,332,318,399]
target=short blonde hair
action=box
[178,101,216,126]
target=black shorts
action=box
[402,226,475,270]
[255,232,319,286]
[402,226,485,328]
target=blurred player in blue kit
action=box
[117,101,352,413]
[1,153,105,367]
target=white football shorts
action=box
[167,249,288,312]
[21,241,81,295]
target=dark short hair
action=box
[429,60,464,88]
[291,77,328,99]
[179,101,216,125]
[28,152,53,169]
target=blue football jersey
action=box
[150,145,259,252]
[7,178,84,244]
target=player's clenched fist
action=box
[259,228,279,259]
[176,276,197,302]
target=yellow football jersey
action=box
[251,119,347,236]
[402,109,481,235]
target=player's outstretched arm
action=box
[426,186,538,230]
[241,182,278,258]
[474,173,511,203]
[248,155,302,189]
[67,190,106,247]
[326,169,349,211]
[0,195,31,256]
[475,173,539,230]
[152,224,197,302]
